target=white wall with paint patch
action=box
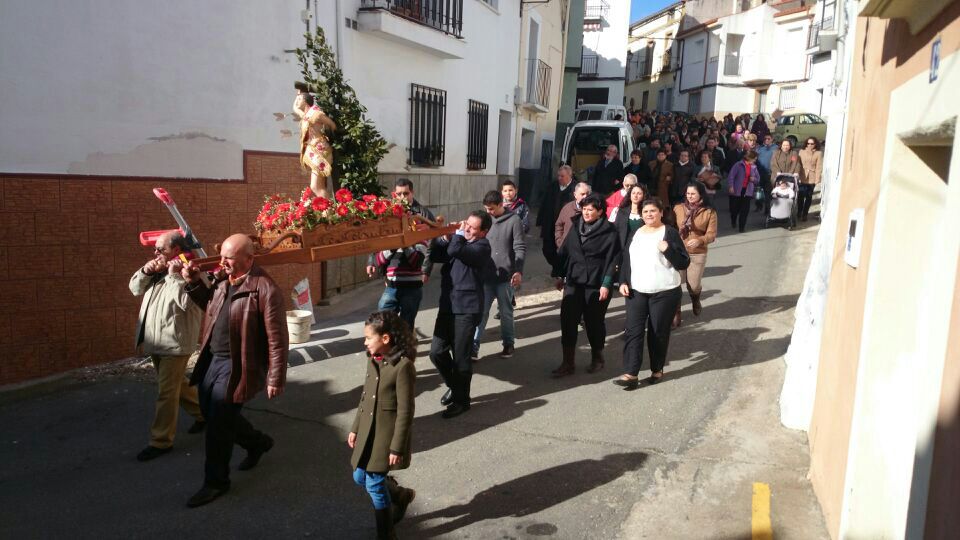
[0,0,306,178]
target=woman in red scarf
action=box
[672,181,718,327]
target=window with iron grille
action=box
[409,83,447,167]
[467,100,489,170]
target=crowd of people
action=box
[126,117,819,535]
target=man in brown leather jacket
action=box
[181,234,288,508]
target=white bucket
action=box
[286,309,314,344]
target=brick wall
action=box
[0,151,325,386]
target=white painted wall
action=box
[0,0,521,179]
[781,0,857,431]
[0,0,306,178]
[325,0,521,175]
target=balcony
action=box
[807,19,838,53]
[358,0,466,59]
[580,54,599,78]
[523,59,552,112]
[584,0,608,29]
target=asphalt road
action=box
[0,200,829,539]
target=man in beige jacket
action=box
[130,231,205,461]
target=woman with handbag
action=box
[613,198,690,390]
[797,137,823,221]
[726,150,761,233]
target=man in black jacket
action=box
[537,165,574,276]
[591,145,624,196]
[429,211,493,419]
[670,150,696,206]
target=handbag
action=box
[754,188,765,202]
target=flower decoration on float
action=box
[254,187,410,233]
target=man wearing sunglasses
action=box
[129,231,206,463]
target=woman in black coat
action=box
[614,197,690,389]
[553,194,621,377]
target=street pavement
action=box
[0,199,829,539]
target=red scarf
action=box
[742,163,752,190]
[680,201,702,239]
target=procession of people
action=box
[127,105,817,538]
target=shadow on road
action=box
[405,451,649,537]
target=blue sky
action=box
[631,0,678,23]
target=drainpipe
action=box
[334,0,343,66]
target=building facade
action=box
[515,0,570,205]
[674,0,816,117]
[0,0,523,385]
[625,2,684,112]
[796,0,960,537]
[577,0,629,107]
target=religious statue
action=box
[292,82,337,198]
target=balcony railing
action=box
[581,54,598,77]
[360,0,463,38]
[584,0,609,22]
[525,59,551,109]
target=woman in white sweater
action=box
[614,198,690,390]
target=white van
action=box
[574,104,629,122]
[560,120,636,183]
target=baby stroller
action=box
[765,173,798,230]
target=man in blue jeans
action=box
[366,178,435,332]
[474,190,525,360]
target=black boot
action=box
[386,477,416,524]
[375,508,397,539]
[551,346,575,377]
[586,350,604,373]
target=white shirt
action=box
[628,226,681,293]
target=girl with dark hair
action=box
[348,311,418,538]
[726,150,761,232]
[615,198,690,389]
[672,182,718,326]
[553,194,621,377]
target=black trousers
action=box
[622,287,682,376]
[729,195,752,231]
[797,184,815,218]
[198,354,270,488]
[560,284,612,351]
[430,312,480,405]
[541,237,561,277]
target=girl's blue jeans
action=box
[353,467,391,510]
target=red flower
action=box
[392,204,404,217]
[355,200,369,212]
[301,187,313,201]
[277,203,291,212]
[372,200,388,216]
[362,194,378,203]
[311,197,330,211]
[260,201,272,213]
[335,188,353,203]
[336,204,350,217]
[293,202,307,219]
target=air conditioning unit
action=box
[818,29,838,52]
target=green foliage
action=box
[296,28,388,196]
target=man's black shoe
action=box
[187,420,207,434]
[136,445,172,462]
[440,388,453,406]
[441,403,470,419]
[186,485,229,508]
[238,436,274,471]
[500,344,515,358]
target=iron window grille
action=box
[581,53,599,77]
[525,59,551,108]
[466,100,489,170]
[409,83,447,167]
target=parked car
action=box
[575,104,629,122]
[560,120,636,183]
[775,112,828,146]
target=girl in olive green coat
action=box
[348,311,417,539]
